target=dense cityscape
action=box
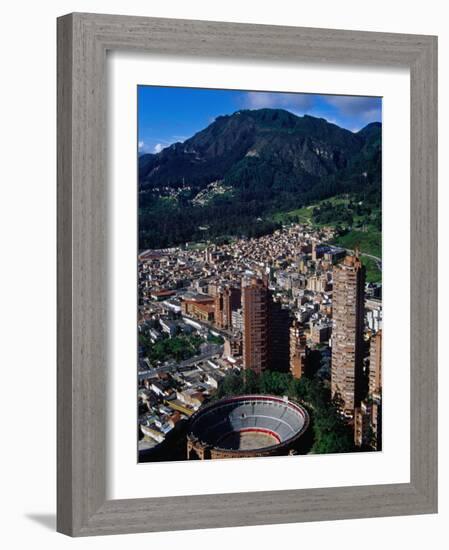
[137,218,382,461]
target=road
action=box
[181,314,233,338]
[138,344,223,381]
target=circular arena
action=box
[186,395,310,459]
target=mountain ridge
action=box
[138,108,381,249]
[139,109,379,189]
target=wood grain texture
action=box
[57,12,438,537]
[409,36,438,508]
[57,13,74,536]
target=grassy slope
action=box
[331,229,381,259]
[361,256,382,283]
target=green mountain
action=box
[138,109,381,249]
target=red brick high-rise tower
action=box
[242,277,270,374]
[369,330,382,400]
[215,286,241,330]
[242,276,292,374]
[268,299,291,373]
[331,251,365,418]
[290,320,309,379]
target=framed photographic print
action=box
[57,13,438,536]
[136,85,382,463]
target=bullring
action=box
[186,394,309,459]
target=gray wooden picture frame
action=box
[57,12,438,537]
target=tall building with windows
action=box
[215,286,241,330]
[242,277,270,374]
[369,330,382,400]
[354,329,383,451]
[290,320,308,379]
[268,300,291,373]
[242,276,291,373]
[354,400,382,450]
[331,252,365,417]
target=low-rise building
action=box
[310,321,332,344]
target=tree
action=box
[216,372,245,398]
[259,371,290,395]
[243,369,260,393]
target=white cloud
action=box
[323,96,381,120]
[153,143,164,153]
[243,91,315,111]
[138,140,145,150]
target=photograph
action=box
[0,1,440,542]
[137,86,383,462]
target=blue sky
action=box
[137,86,382,155]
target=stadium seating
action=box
[189,396,308,450]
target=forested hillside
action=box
[138,109,381,249]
